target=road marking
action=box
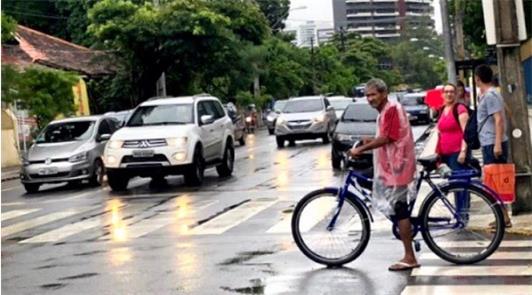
[123,200,218,239]
[266,212,292,234]
[1,185,22,192]
[2,202,27,207]
[190,199,277,235]
[1,207,97,237]
[412,265,532,276]
[297,197,337,233]
[1,209,40,221]
[420,251,532,260]
[435,240,532,248]
[402,285,532,295]
[19,218,102,244]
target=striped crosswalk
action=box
[402,238,532,295]
[1,197,397,245]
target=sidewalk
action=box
[1,165,20,182]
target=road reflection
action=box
[106,198,127,242]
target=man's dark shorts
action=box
[481,141,509,164]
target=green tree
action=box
[2,65,78,128]
[1,11,17,42]
[255,0,290,32]
[449,0,486,58]
[313,45,355,96]
[390,41,442,89]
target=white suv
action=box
[103,95,235,191]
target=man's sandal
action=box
[388,262,421,272]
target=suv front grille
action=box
[122,154,169,163]
[123,139,167,148]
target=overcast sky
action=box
[286,0,443,34]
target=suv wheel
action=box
[185,147,205,186]
[24,183,40,194]
[216,140,234,177]
[276,136,285,148]
[107,172,129,191]
[239,135,245,146]
[89,159,104,186]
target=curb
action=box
[1,174,19,182]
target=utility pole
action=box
[440,0,456,84]
[310,36,317,95]
[453,0,466,80]
[154,0,166,97]
[339,26,346,52]
[492,0,532,214]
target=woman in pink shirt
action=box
[437,83,470,170]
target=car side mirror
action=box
[201,115,215,125]
[98,134,111,142]
[326,106,334,112]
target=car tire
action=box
[288,139,296,146]
[216,140,234,178]
[184,146,205,186]
[276,136,285,148]
[107,172,129,191]
[239,135,245,146]
[24,183,40,194]
[89,159,104,187]
[268,128,274,135]
[331,149,341,169]
[322,132,331,144]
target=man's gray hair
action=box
[365,78,388,93]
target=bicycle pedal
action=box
[414,240,421,252]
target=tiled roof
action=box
[1,25,115,76]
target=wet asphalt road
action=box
[2,125,530,295]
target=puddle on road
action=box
[58,272,99,280]
[220,278,265,294]
[218,251,275,266]
[40,283,66,290]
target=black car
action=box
[400,93,430,124]
[331,103,378,169]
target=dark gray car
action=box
[20,116,117,193]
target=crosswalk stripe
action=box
[190,199,277,235]
[412,265,532,276]
[435,240,532,248]
[401,285,532,295]
[19,218,102,244]
[420,251,532,260]
[1,207,97,237]
[1,209,40,221]
[124,200,218,239]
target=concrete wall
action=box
[1,108,21,168]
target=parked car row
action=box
[21,94,236,193]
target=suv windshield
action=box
[127,104,193,126]
[401,96,424,106]
[342,104,378,122]
[283,99,323,113]
[36,121,95,143]
[330,99,352,110]
[273,100,287,112]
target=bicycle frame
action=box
[327,167,499,233]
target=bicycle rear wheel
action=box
[420,183,505,264]
[291,188,370,267]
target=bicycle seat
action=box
[417,155,438,172]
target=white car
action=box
[327,96,355,119]
[274,96,337,148]
[103,95,235,191]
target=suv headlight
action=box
[69,151,88,163]
[167,137,187,147]
[276,117,286,125]
[107,140,123,149]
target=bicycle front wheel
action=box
[291,188,371,267]
[420,183,505,264]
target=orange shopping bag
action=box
[482,164,516,203]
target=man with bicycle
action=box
[350,79,419,271]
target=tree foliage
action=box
[255,0,290,32]
[1,11,17,42]
[2,65,78,128]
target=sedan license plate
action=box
[132,149,155,158]
[38,167,58,176]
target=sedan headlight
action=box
[167,137,187,147]
[313,114,326,123]
[335,133,357,142]
[107,140,123,149]
[69,151,88,163]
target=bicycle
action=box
[291,153,506,267]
